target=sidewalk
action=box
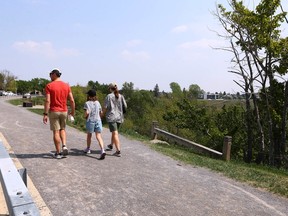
[0,98,288,216]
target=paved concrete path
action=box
[0,97,288,216]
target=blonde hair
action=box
[109,83,119,99]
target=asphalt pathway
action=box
[0,97,288,216]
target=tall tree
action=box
[215,0,288,166]
[187,84,203,100]
[16,80,30,95]
[0,70,17,91]
[30,78,49,94]
[153,84,160,98]
[121,81,134,100]
[169,82,183,99]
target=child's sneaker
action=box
[83,148,91,154]
[113,151,121,157]
[62,145,69,156]
[53,152,63,159]
[106,144,113,151]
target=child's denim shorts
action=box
[86,120,102,133]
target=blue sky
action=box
[0,0,259,93]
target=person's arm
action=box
[83,103,89,119]
[84,109,89,119]
[101,96,108,118]
[68,92,75,116]
[101,107,106,118]
[43,94,50,124]
[122,95,127,108]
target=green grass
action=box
[149,142,288,198]
[9,99,288,199]
[9,98,24,106]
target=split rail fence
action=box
[151,121,232,161]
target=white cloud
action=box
[121,49,150,61]
[126,39,143,47]
[12,40,81,58]
[171,25,188,33]
[178,39,225,49]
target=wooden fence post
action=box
[222,136,232,161]
[151,121,158,140]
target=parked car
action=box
[23,93,31,98]
[6,91,17,96]
[1,91,8,96]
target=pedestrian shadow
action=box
[13,149,115,160]
[14,152,54,159]
[69,148,114,160]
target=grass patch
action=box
[150,142,288,198]
[8,98,24,106]
[8,96,45,106]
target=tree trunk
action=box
[245,91,253,163]
[280,81,288,163]
[251,93,265,164]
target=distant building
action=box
[201,93,219,100]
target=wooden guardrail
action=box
[151,121,232,161]
[0,140,40,216]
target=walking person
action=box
[103,83,127,157]
[43,68,75,159]
[83,89,106,160]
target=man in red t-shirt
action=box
[43,68,75,159]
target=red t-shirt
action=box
[45,81,71,112]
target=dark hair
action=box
[50,69,62,77]
[86,89,97,101]
[87,89,96,97]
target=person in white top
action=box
[83,89,106,160]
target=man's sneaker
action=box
[99,152,106,160]
[106,144,113,151]
[113,151,121,157]
[53,152,63,159]
[83,148,91,154]
[62,146,69,156]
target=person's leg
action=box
[108,122,121,156]
[49,112,62,157]
[87,133,92,148]
[60,129,66,146]
[109,122,119,150]
[59,112,68,154]
[112,130,120,151]
[95,132,106,159]
[84,121,94,153]
[84,133,92,153]
[106,136,113,150]
[59,129,69,155]
[106,123,114,150]
[53,130,61,154]
[95,132,104,151]
[113,123,121,151]
[108,123,121,149]
[95,121,105,159]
